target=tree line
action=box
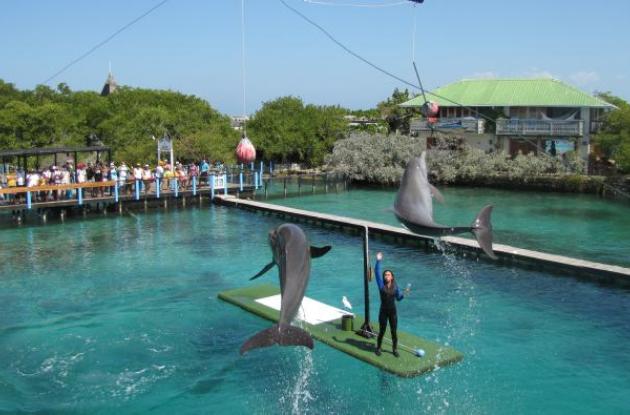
[1,78,628,173]
[0,79,415,167]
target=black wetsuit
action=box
[375,259,404,352]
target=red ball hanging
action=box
[236,136,256,163]
[422,101,439,117]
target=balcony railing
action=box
[410,118,485,134]
[496,119,584,136]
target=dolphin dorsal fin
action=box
[430,184,445,204]
[249,262,275,280]
[310,246,331,258]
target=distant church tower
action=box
[101,70,118,96]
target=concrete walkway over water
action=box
[215,195,630,286]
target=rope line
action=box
[303,0,409,8]
[241,0,247,119]
[43,0,170,85]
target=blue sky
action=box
[1,0,629,115]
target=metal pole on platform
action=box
[156,179,160,198]
[254,172,259,190]
[78,187,83,205]
[359,225,374,338]
[114,182,119,202]
[26,191,32,209]
[223,174,228,195]
[210,174,215,199]
[174,179,179,198]
[135,180,140,200]
[239,172,243,191]
[192,176,197,196]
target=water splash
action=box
[290,349,316,414]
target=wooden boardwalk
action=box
[214,195,630,285]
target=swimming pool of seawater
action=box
[266,185,630,267]
[0,207,629,414]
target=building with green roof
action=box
[400,78,615,163]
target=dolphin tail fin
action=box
[310,245,331,258]
[240,324,314,355]
[471,205,498,260]
[249,262,275,280]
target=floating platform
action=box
[218,284,464,378]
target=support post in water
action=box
[210,174,215,199]
[26,191,32,209]
[192,176,197,196]
[156,179,160,199]
[358,225,375,338]
[239,172,243,191]
[223,174,228,195]
[135,180,140,201]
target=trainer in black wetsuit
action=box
[374,252,404,357]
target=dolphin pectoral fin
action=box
[240,324,314,355]
[249,262,275,280]
[430,184,445,204]
[310,245,332,258]
[471,205,497,260]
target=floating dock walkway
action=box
[214,195,630,286]
[219,284,463,377]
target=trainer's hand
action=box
[376,252,383,261]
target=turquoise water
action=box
[267,185,630,267]
[1,207,630,414]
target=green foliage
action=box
[0,79,238,164]
[376,88,416,134]
[324,132,425,184]
[325,132,584,184]
[593,92,630,173]
[247,96,346,166]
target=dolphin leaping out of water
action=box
[393,152,497,259]
[240,223,331,355]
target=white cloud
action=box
[569,71,600,85]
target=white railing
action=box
[410,118,485,134]
[496,119,584,136]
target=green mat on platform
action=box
[218,284,463,377]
